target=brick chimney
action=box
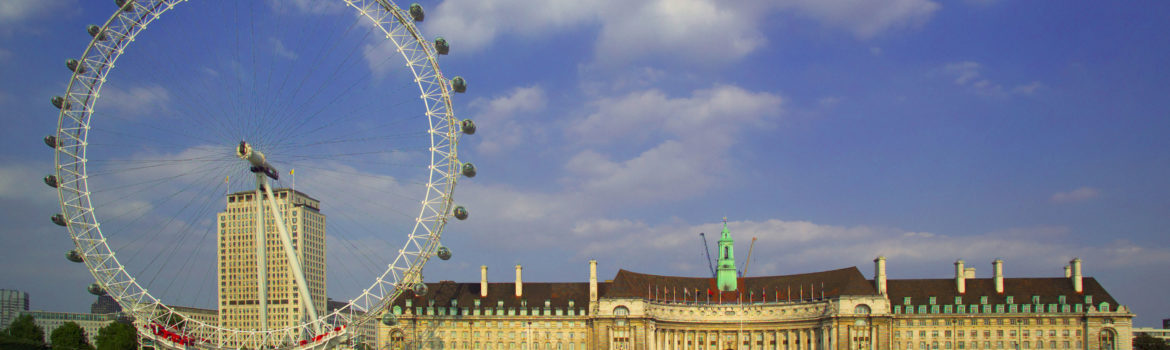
[874,256,887,295]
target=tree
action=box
[94,322,137,350]
[1135,333,1170,350]
[49,322,93,350]
[4,314,45,344]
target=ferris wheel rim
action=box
[50,0,461,346]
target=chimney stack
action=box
[955,260,966,294]
[1071,258,1083,293]
[874,256,887,295]
[515,264,523,297]
[1064,265,1072,278]
[480,265,488,298]
[993,259,1004,294]
[589,260,598,302]
[964,267,975,279]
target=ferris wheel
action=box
[45,0,475,348]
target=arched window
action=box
[724,246,729,259]
[854,304,872,315]
[614,305,629,327]
[1099,329,1116,350]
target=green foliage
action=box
[1135,333,1170,350]
[4,314,45,344]
[49,322,93,350]
[94,322,137,350]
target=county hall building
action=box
[377,223,1133,350]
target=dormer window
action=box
[929,297,936,305]
[979,296,988,305]
[903,297,912,305]
[1005,296,1014,304]
[955,296,963,305]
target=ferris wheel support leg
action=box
[259,177,322,335]
[254,174,269,333]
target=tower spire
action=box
[716,217,738,292]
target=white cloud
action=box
[0,163,57,204]
[0,0,71,23]
[942,61,1041,96]
[778,0,939,39]
[1012,81,1043,95]
[468,85,547,154]
[1051,187,1100,203]
[427,0,939,65]
[590,0,767,65]
[566,85,782,202]
[271,38,298,60]
[267,0,346,15]
[99,84,172,117]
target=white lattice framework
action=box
[51,0,461,348]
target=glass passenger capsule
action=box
[44,175,58,188]
[87,283,104,295]
[451,76,467,93]
[66,250,83,263]
[461,119,476,135]
[461,163,476,178]
[437,246,452,260]
[51,214,67,226]
[409,3,425,22]
[66,59,87,74]
[434,37,450,55]
[452,206,468,220]
[87,25,108,41]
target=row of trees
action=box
[0,314,137,350]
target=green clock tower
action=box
[716,217,738,292]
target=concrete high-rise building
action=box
[0,289,30,329]
[216,188,326,345]
[90,294,121,314]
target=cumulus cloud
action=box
[426,0,939,65]
[0,0,72,23]
[565,85,782,202]
[778,0,939,39]
[99,84,172,118]
[0,162,57,204]
[1050,187,1100,203]
[271,38,298,60]
[942,61,1042,96]
[468,85,547,154]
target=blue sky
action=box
[1,0,1168,327]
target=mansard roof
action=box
[388,281,607,309]
[603,267,880,302]
[885,277,1119,307]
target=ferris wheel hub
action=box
[236,141,279,180]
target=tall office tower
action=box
[217,188,326,340]
[0,289,30,329]
[90,294,122,314]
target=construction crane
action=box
[740,237,758,277]
[699,232,716,278]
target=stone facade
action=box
[375,258,1132,350]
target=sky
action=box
[1,0,1169,327]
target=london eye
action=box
[45,0,474,348]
